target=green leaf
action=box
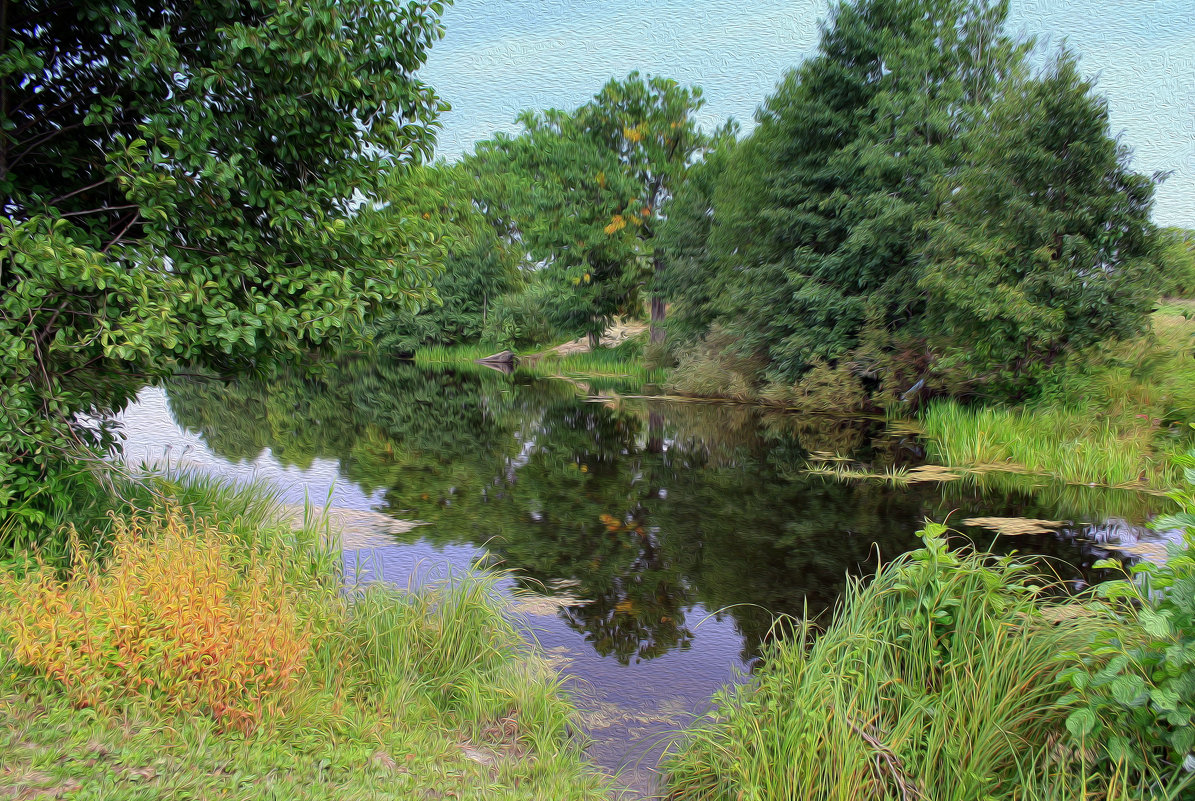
[1141,607,1174,639]
[1110,674,1148,707]
[1066,708,1097,738]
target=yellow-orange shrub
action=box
[0,507,310,731]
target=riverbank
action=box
[650,300,1195,492]
[5,454,1194,800]
[916,300,1195,492]
[661,518,1195,800]
[413,339,662,384]
[0,471,609,801]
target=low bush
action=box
[758,358,871,413]
[482,286,563,351]
[665,328,763,401]
[0,506,313,731]
[1061,445,1195,794]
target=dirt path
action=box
[543,318,648,356]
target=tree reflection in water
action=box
[167,360,1163,665]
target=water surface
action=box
[118,360,1176,794]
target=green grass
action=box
[411,343,499,366]
[919,401,1165,489]
[661,527,1159,801]
[0,471,609,800]
[916,306,1195,491]
[412,336,662,384]
[521,348,662,383]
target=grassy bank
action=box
[917,302,1195,490]
[412,338,661,383]
[919,402,1167,490]
[657,303,1195,491]
[412,342,498,366]
[0,471,607,800]
[662,520,1195,800]
[520,345,662,383]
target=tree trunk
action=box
[650,296,666,344]
[646,409,664,454]
[649,254,666,344]
[588,330,600,350]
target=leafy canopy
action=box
[662,0,1159,399]
[472,72,707,343]
[370,162,522,354]
[1,0,447,518]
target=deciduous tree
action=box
[1,0,447,518]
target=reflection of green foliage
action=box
[1,0,445,522]
[167,363,1149,665]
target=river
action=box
[116,359,1177,795]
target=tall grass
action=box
[412,343,498,366]
[916,307,1195,491]
[412,337,663,382]
[523,346,663,382]
[344,576,580,753]
[920,401,1165,489]
[662,526,1128,801]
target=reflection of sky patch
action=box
[117,387,383,511]
[421,0,1194,226]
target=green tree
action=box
[577,73,708,343]
[921,53,1159,389]
[671,0,1158,401]
[1,0,446,517]
[655,124,738,344]
[371,162,522,354]
[708,0,1027,384]
[473,108,641,347]
[1156,227,1195,298]
[472,73,707,347]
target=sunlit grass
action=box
[411,337,663,383]
[521,348,663,382]
[920,401,1165,489]
[915,307,1195,491]
[411,343,498,366]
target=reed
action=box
[919,400,1166,489]
[662,526,1128,801]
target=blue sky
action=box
[419,0,1194,227]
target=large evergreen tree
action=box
[711,0,1026,382]
[920,53,1159,385]
[676,0,1157,399]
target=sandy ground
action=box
[544,318,649,356]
